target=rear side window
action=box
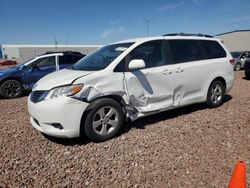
[201,40,226,59]
[59,55,82,65]
[168,40,205,64]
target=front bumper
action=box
[28,95,89,138]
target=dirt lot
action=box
[0,71,249,187]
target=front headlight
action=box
[45,84,83,99]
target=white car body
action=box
[28,35,234,139]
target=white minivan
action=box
[28,34,234,141]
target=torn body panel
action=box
[74,71,129,104]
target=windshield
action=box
[72,42,134,71]
[15,57,36,68]
[231,52,242,58]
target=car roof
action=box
[34,51,84,58]
[113,35,220,45]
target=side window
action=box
[34,56,56,67]
[168,40,205,64]
[201,40,226,59]
[128,40,167,69]
[59,55,74,65]
[241,52,250,59]
[246,52,250,58]
[74,55,83,62]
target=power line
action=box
[155,7,250,22]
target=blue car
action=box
[0,51,84,98]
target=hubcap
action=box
[236,64,241,71]
[210,84,222,104]
[92,106,119,136]
[2,82,21,97]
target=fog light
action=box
[51,123,63,130]
[33,118,40,126]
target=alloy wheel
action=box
[2,81,22,98]
[92,106,119,136]
[210,84,223,105]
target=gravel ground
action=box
[0,71,250,187]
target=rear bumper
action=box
[225,71,234,94]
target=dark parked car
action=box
[0,51,85,99]
[244,56,250,79]
[0,60,17,66]
[231,51,250,71]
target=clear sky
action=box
[0,0,250,45]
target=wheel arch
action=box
[0,77,23,86]
[210,77,226,88]
[79,94,127,137]
[206,76,226,100]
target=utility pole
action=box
[66,33,68,50]
[55,36,58,51]
[142,17,152,37]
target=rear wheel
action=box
[0,80,23,99]
[234,62,241,71]
[245,71,250,79]
[206,80,225,108]
[84,98,124,142]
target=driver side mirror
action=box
[128,59,146,71]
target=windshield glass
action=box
[72,42,134,71]
[231,52,242,58]
[15,57,36,68]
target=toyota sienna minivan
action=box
[28,34,234,142]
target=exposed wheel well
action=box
[79,95,127,137]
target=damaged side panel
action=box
[124,67,174,114]
[74,71,141,120]
[73,66,175,120]
[74,72,129,105]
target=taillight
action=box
[229,59,235,65]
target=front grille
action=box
[30,90,48,103]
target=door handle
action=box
[176,67,184,73]
[162,69,173,75]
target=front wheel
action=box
[0,80,23,99]
[84,98,124,142]
[206,80,225,108]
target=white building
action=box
[0,44,102,63]
[215,30,250,52]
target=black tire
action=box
[0,80,23,99]
[245,71,250,79]
[206,80,225,108]
[234,62,241,71]
[84,98,124,142]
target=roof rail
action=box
[44,51,83,55]
[163,33,213,38]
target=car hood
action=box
[0,67,19,75]
[34,69,95,91]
